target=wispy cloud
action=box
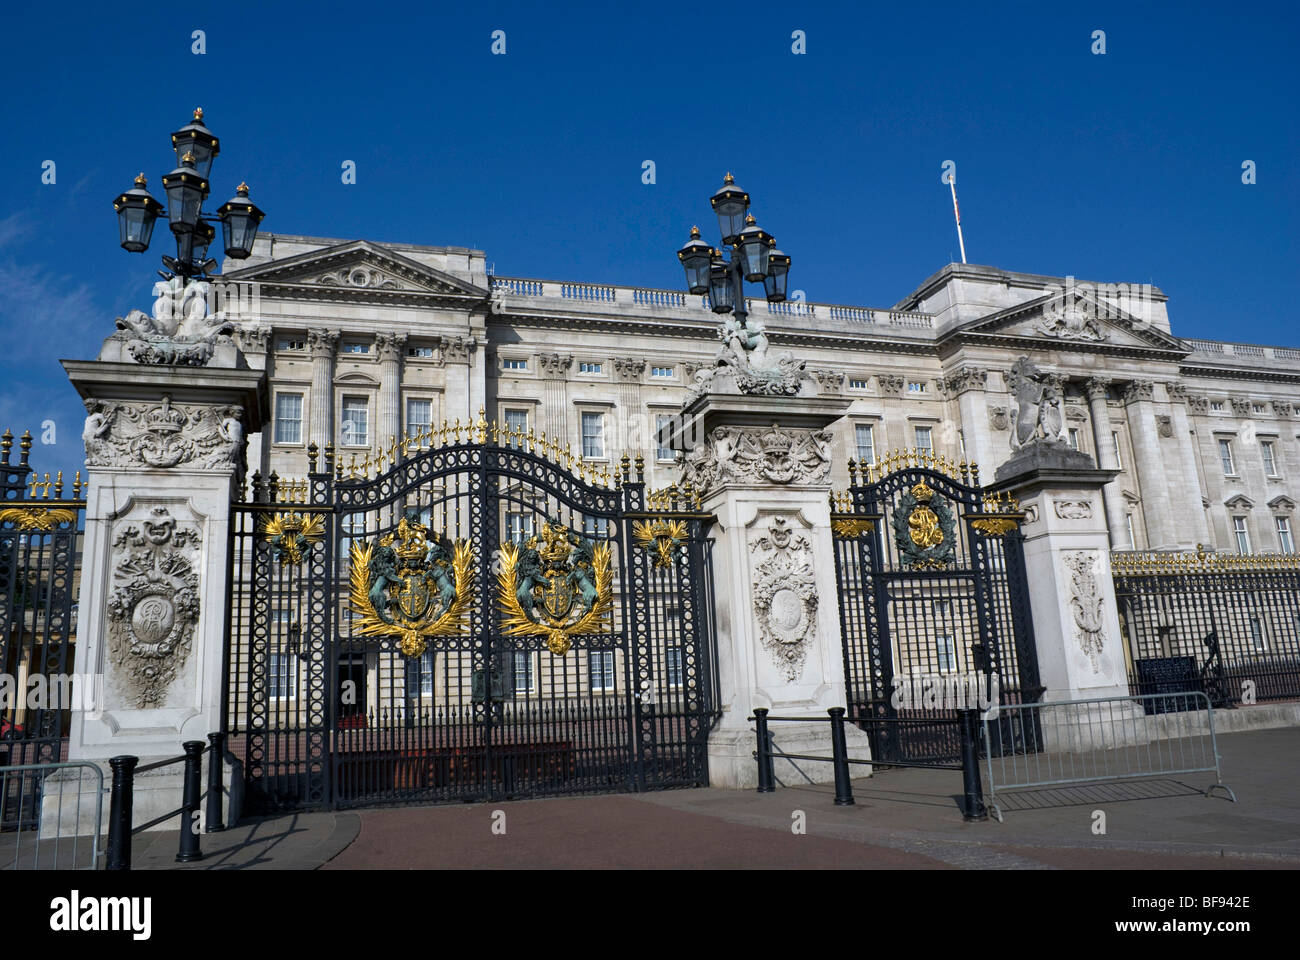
[0,213,32,251]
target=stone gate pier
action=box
[54,309,265,830]
[665,358,873,788]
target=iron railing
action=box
[105,740,208,870]
[1113,549,1300,705]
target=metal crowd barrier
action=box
[982,691,1236,822]
[0,761,104,870]
[752,707,989,820]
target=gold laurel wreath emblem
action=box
[496,540,614,656]
[261,511,325,565]
[631,518,688,568]
[349,539,476,658]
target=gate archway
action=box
[831,450,1042,763]
[225,415,719,812]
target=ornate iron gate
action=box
[832,451,1042,764]
[0,431,85,830]
[226,417,718,812]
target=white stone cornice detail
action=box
[680,424,833,496]
[83,396,243,470]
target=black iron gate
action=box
[0,431,85,830]
[832,452,1042,764]
[226,419,718,813]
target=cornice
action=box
[1179,362,1300,385]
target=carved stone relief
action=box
[1053,499,1093,520]
[613,358,647,382]
[749,516,818,683]
[988,405,1009,431]
[106,506,203,707]
[679,424,833,496]
[810,369,845,395]
[1064,551,1106,674]
[877,375,905,397]
[440,336,475,363]
[536,353,573,378]
[1156,415,1174,438]
[83,396,243,471]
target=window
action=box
[277,338,305,351]
[502,358,527,371]
[1125,513,1137,549]
[583,516,610,538]
[936,636,957,673]
[1067,428,1081,450]
[656,414,674,461]
[906,381,926,394]
[513,651,535,695]
[507,513,534,542]
[1233,516,1252,554]
[849,378,869,390]
[274,392,303,445]
[341,342,370,354]
[589,650,616,692]
[418,651,434,696]
[581,411,605,459]
[339,514,366,572]
[1249,617,1266,653]
[651,366,674,379]
[855,423,876,464]
[1252,403,1266,414]
[914,425,933,455]
[1262,440,1279,477]
[1210,401,1225,413]
[1277,516,1295,553]
[406,398,432,438]
[1219,439,1236,476]
[578,361,603,374]
[1112,431,1123,469]
[407,345,434,358]
[666,647,684,688]
[341,397,369,446]
[269,653,298,700]
[502,408,529,448]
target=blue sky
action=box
[1,0,1297,479]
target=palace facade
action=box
[223,232,1300,556]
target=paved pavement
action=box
[133,726,1300,869]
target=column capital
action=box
[440,335,475,363]
[612,357,646,382]
[1122,380,1154,404]
[1230,396,1253,417]
[307,328,340,357]
[877,374,904,397]
[236,325,270,354]
[810,368,846,395]
[937,365,988,399]
[537,353,573,379]
[1084,377,1112,402]
[375,332,407,362]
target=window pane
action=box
[581,412,604,459]
[915,426,932,454]
[274,393,302,444]
[1219,440,1234,475]
[406,398,432,437]
[342,397,369,446]
[656,414,674,461]
[666,647,683,687]
[855,423,875,463]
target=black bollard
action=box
[958,709,987,821]
[106,755,138,871]
[753,708,775,793]
[176,740,205,863]
[828,707,855,806]
[206,732,226,833]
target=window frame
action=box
[914,424,934,455]
[405,397,433,439]
[1277,516,1295,554]
[589,650,617,692]
[580,410,606,460]
[1233,515,1252,554]
[854,422,876,465]
[1261,439,1279,478]
[1218,438,1236,476]
[341,395,370,447]
[273,391,304,446]
[268,652,299,701]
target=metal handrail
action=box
[106,740,207,870]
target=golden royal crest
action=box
[262,511,325,565]
[891,480,957,569]
[497,521,614,656]
[349,514,475,658]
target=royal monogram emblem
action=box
[497,521,614,656]
[892,481,956,570]
[349,514,475,658]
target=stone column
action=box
[537,353,573,442]
[941,366,994,473]
[237,325,272,476]
[1166,383,1212,548]
[307,328,339,447]
[668,388,872,788]
[1084,377,1127,548]
[1123,380,1176,549]
[613,357,646,463]
[375,332,406,452]
[440,336,475,425]
[61,332,265,828]
[992,448,1129,702]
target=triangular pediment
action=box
[222,240,489,300]
[1268,495,1296,512]
[1224,494,1254,511]
[953,291,1187,353]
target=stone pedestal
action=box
[666,388,872,788]
[59,344,265,828]
[992,443,1129,702]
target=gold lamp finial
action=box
[236,181,250,195]
[744,212,756,225]
[181,151,196,165]
[193,107,204,121]
[689,225,700,238]
[134,172,147,187]
[723,172,735,184]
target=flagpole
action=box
[949,178,967,264]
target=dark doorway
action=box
[337,656,366,728]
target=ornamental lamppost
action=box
[677,173,790,326]
[112,108,265,282]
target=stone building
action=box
[223,233,1300,556]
